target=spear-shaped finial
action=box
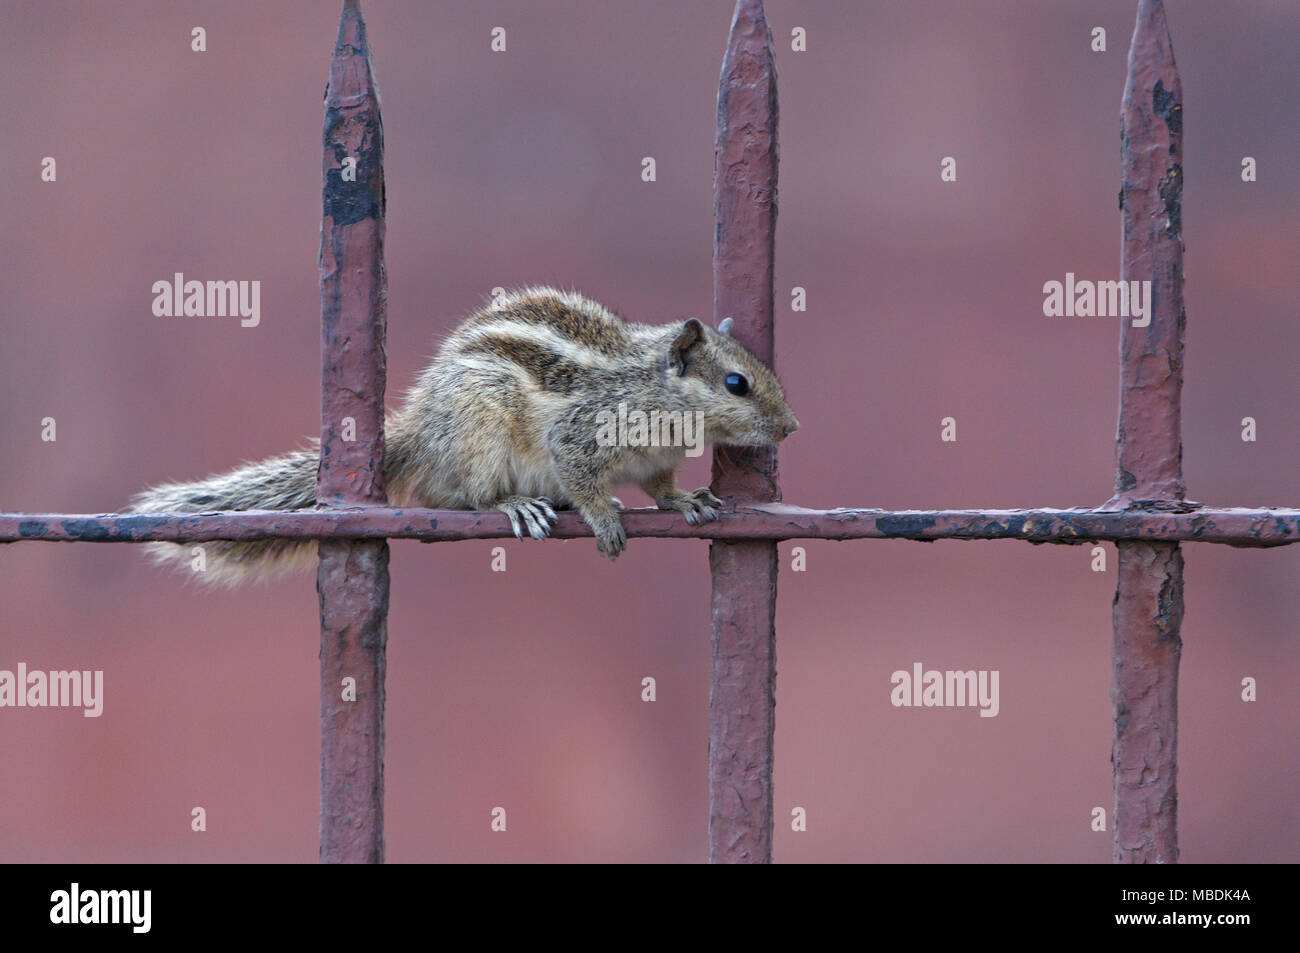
[1111,0,1185,868]
[1114,0,1185,506]
[318,0,389,867]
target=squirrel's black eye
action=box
[724,373,750,397]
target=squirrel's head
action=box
[665,316,799,446]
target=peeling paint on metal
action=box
[317,0,388,866]
[709,0,779,865]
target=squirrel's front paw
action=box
[590,514,627,560]
[497,495,559,540]
[657,486,723,526]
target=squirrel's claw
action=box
[589,514,626,560]
[498,496,558,541]
[657,486,723,526]
[596,524,626,560]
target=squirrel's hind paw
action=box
[497,496,558,540]
[657,486,724,526]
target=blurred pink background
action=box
[1,0,1296,862]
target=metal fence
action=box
[3,0,1297,863]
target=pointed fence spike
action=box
[1111,0,1185,865]
[709,0,780,865]
[317,0,389,865]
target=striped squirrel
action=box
[131,287,799,584]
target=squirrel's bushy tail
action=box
[129,447,322,586]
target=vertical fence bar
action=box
[709,0,780,864]
[1111,0,1185,864]
[316,0,390,864]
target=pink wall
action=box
[1,0,1296,862]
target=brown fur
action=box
[131,287,798,584]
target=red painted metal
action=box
[1112,542,1182,862]
[1113,0,1185,508]
[3,505,1299,545]
[316,0,389,865]
[709,0,780,864]
[1111,0,1184,864]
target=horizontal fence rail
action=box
[4,505,1298,546]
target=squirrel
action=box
[130,287,799,584]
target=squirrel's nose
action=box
[777,415,799,439]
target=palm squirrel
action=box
[131,287,799,583]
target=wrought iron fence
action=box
[3,0,1296,863]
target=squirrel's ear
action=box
[717,316,733,336]
[669,318,705,375]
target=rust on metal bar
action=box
[1112,541,1182,862]
[316,0,389,865]
[1112,0,1184,864]
[4,505,1299,545]
[1114,0,1185,508]
[709,0,779,865]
